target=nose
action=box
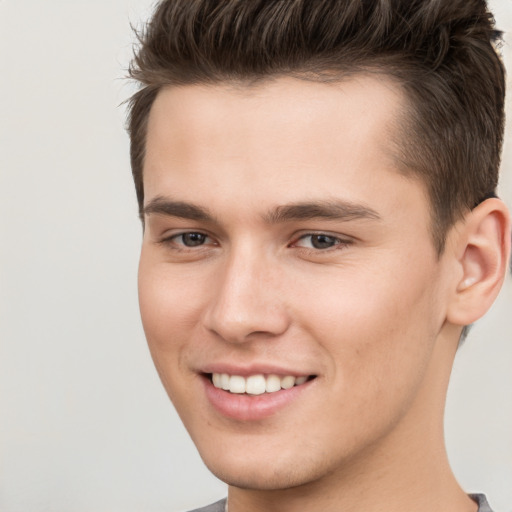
[202,248,291,344]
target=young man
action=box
[127,1,511,511]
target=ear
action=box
[446,198,511,326]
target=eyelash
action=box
[290,233,351,251]
[159,231,351,253]
[160,232,216,250]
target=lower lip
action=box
[203,376,314,421]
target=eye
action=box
[293,233,348,250]
[169,232,212,247]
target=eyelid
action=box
[290,231,353,250]
[155,228,352,251]
[158,230,217,248]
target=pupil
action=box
[311,234,336,249]
[183,233,206,246]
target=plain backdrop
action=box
[1,1,511,511]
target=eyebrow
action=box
[263,200,381,224]
[143,196,216,222]
[143,196,381,224]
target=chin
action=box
[208,464,309,491]
[199,448,333,491]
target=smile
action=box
[203,371,317,420]
[211,373,310,395]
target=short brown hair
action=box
[127,0,505,253]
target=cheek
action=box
[138,256,206,343]
[138,257,209,412]
[295,259,441,403]
[137,257,212,399]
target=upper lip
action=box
[199,363,314,377]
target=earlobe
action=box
[447,198,511,326]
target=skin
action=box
[138,76,510,512]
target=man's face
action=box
[138,76,455,490]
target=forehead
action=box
[143,75,427,227]
[145,75,405,172]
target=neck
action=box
[227,325,477,512]
[228,435,474,512]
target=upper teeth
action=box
[212,373,308,395]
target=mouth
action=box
[207,372,316,395]
[202,370,318,420]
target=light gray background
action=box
[1,1,511,511]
